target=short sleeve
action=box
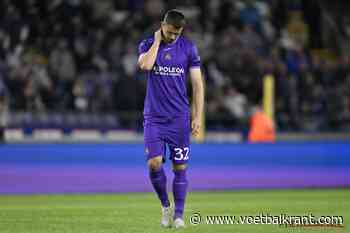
[189,43,201,68]
[138,39,152,57]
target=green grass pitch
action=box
[0,189,348,233]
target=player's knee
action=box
[173,164,187,171]
[148,156,163,171]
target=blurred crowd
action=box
[0,0,349,131]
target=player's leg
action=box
[167,117,191,228]
[172,163,188,228]
[147,155,170,208]
[148,155,173,227]
[144,120,172,227]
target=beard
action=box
[164,37,175,43]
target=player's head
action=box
[161,9,186,43]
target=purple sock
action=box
[149,167,170,208]
[173,169,188,219]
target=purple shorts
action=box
[144,116,191,164]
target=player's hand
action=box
[154,29,162,43]
[191,117,201,136]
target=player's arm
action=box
[138,29,162,71]
[190,67,204,136]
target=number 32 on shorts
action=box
[173,147,189,161]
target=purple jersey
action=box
[138,35,201,119]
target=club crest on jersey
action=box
[164,53,172,60]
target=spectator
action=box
[222,86,248,122]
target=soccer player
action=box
[137,9,204,228]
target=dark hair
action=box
[162,9,186,29]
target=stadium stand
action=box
[0,0,349,133]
